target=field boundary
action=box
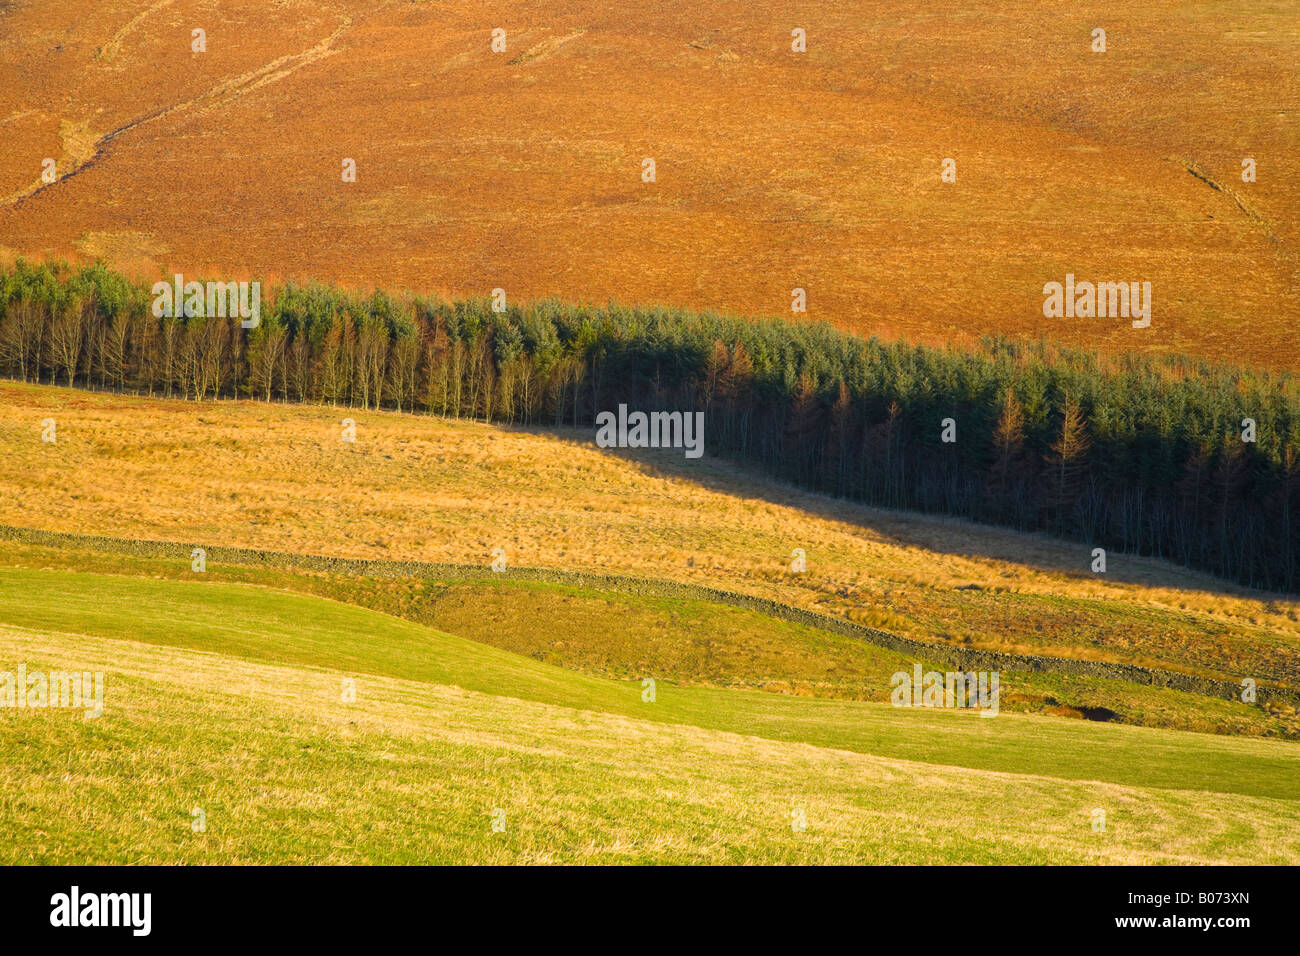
[1,522,1295,707]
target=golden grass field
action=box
[4,380,1299,703]
[1,0,1296,366]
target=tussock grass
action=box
[2,381,1296,689]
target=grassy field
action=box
[3,381,1298,697]
[0,0,1296,367]
[2,566,1299,797]
[4,539,1295,740]
[4,0,1296,868]
[2,568,1298,864]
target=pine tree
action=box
[992,388,1025,483]
[1048,392,1091,533]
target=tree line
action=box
[4,258,1298,592]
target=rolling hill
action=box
[3,379,1298,705]
[2,568,1298,864]
[0,0,1295,366]
[4,0,1298,873]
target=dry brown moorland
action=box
[0,0,1296,365]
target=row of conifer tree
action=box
[3,259,1297,592]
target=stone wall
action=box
[2,523,1294,707]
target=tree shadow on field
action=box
[499,422,1293,607]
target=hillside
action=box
[4,0,1298,880]
[2,380,1298,702]
[4,535,1294,739]
[2,569,1298,863]
[1,0,1296,366]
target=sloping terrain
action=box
[0,0,1296,366]
[2,570,1298,863]
[4,537,1293,738]
[2,381,1298,697]
[4,0,1297,871]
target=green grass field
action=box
[2,563,1298,863]
[4,538,1296,739]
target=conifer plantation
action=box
[4,259,1295,592]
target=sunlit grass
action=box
[2,381,1297,690]
[1,567,1297,801]
[2,608,1298,864]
